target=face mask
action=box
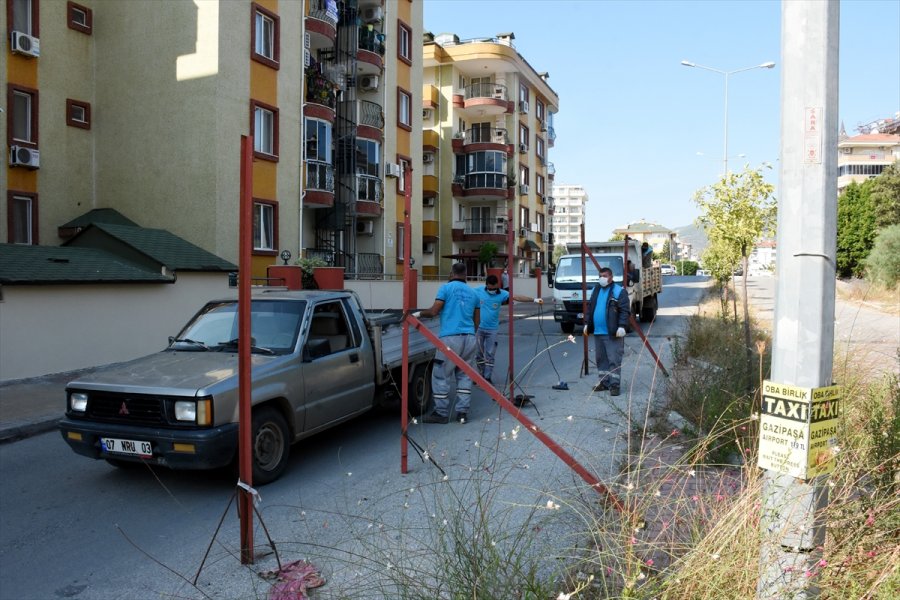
[488,289,500,294]
[598,278,610,288]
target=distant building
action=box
[612,220,676,257]
[749,239,776,274]
[837,131,900,195]
[549,184,588,248]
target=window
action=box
[396,223,405,262]
[470,121,491,143]
[519,83,529,104]
[8,84,38,147]
[308,301,356,356]
[519,164,529,186]
[67,1,91,33]
[7,191,38,244]
[355,138,380,176]
[66,99,90,129]
[251,100,279,160]
[519,124,529,150]
[536,99,545,123]
[398,88,412,130]
[537,174,545,196]
[397,20,412,64]
[11,0,38,36]
[536,137,545,162]
[538,213,545,232]
[305,117,333,191]
[251,3,279,68]
[397,156,411,194]
[519,205,530,231]
[465,150,507,189]
[252,199,277,253]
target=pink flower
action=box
[646,559,654,566]
[865,512,875,526]
[716,494,725,501]
[818,559,827,568]
[630,536,637,545]
[692,495,700,502]
[671,429,680,437]
[867,551,876,558]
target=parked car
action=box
[660,264,676,276]
[696,269,711,277]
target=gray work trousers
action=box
[594,334,624,388]
[431,334,477,417]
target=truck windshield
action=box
[555,256,624,280]
[171,300,306,354]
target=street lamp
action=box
[681,60,776,175]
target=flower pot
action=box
[267,265,302,290]
[313,267,345,290]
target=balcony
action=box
[423,174,438,198]
[451,218,507,243]
[306,72,337,114]
[457,82,510,116]
[357,28,385,75]
[356,174,383,217]
[304,160,334,207]
[423,129,439,152]
[306,249,383,279]
[423,220,439,242]
[461,127,509,152]
[546,124,556,147]
[305,0,337,48]
[546,162,556,179]
[451,172,509,200]
[340,99,383,138]
[423,84,439,110]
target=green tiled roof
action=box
[66,223,236,272]
[0,244,172,284]
[59,208,139,229]
[614,221,673,234]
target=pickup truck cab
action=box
[59,290,435,484]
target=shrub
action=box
[864,224,900,289]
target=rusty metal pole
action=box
[623,235,631,287]
[401,164,413,474]
[507,205,515,402]
[535,267,542,299]
[580,224,589,376]
[238,135,254,564]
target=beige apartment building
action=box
[837,131,900,195]
[3,0,422,281]
[549,184,587,248]
[422,31,558,279]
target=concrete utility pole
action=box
[758,2,839,597]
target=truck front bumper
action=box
[554,310,584,325]
[59,418,239,470]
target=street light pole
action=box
[681,60,776,175]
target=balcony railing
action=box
[465,82,507,101]
[546,125,556,141]
[461,218,504,235]
[306,73,336,108]
[464,127,507,145]
[309,0,338,27]
[357,174,383,203]
[353,252,383,277]
[463,173,508,189]
[306,160,334,192]
[546,162,556,176]
[358,28,386,55]
[341,99,384,129]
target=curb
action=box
[0,418,59,445]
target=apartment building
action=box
[422,31,558,279]
[3,0,421,280]
[549,184,587,248]
[837,131,900,195]
[612,220,675,255]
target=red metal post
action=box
[581,224,589,376]
[623,235,631,287]
[535,267,542,299]
[407,316,624,511]
[238,135,254,564]
[401,164,413,473]
[507,206,514,402]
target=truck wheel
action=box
[407,363,433,417]
[640,295,658,323]
[251,406,290,485]
[560,322,575,334]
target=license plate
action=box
[101,437,152,457]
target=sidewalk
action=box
[0,301,551,445]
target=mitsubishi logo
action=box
[119,401,130,416]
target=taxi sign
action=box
[757,381,840,479]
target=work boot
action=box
[423,412,449,424]
[593,381,609,392]
[456,412,468,424]
[610,386,621,397]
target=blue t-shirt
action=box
[436,280,479,337]
[474,286,509,331]
[592,286,612,335]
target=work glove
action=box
[616,327,626,338]
[412,311,422,319]
[583,325,589,336]
[533,298,543,304]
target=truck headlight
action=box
[554,302,565,311]
[70,392,88,412]
[175,398,212,425]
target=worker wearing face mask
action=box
[475,274,542,384]
[583,267,630,395]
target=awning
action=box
[524,240,541,251]
[442,252,510,260]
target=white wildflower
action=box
[655,490,661,497]
[556,593,572,600]
[411,417,418,424]
[604,427,611,433]
[422,451,430,461]
[442,475,449,481]
[689,469,696,477]
[474,441,479,447]
[711,553,720,560]
[638,571,646,580]
[567,335,576,343]
[567,415,574,421]
[563,352,568,358]
[626,482,635,491]
[346,472,352,477]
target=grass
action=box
[836,278,900,315]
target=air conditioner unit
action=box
[304,32,311,49]
[362,6,383,23]
[519,143,528,154]
[10,31,40,57]
[9,146,39,169]
[519,100,529,114]
[840,147,852,154]
[385,163,401,178]
[492,130,506,143]
[519,228,527,237]
[356,220,375,236]
[541,123,548,132]
[422,108,433,120]
[360,75,379,91]
[530,222,540,233]
[304,49,311,67]
[423,197,435,207]
[423,242,435,254]
[492,87,505,99]
[519,184,529,195]
[496,216,506,223]
[422,153,434,164]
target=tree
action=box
[608,232,625,241]
[694,165,776,389]
[477,242,498,276]
[864,223,900,289]
[836,179,877,278]
[869,161,900,229]
[552,244,567,266]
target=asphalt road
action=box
[0,276,708,600]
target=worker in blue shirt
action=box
[583,267,630,395]
[405,262,480,424]
[474,274,542,384]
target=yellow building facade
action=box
[2,0,421,280]
[422,32,558,279]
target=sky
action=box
[423,0,900,241]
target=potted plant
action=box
[478,242,499,278]
[295,257,327,289]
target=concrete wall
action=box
[0,273,235,381]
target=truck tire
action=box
[250,406,291,485]
[640,295,658,323]
[407,362,433,417]
[560,322,575,334]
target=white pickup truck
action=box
[552,240,662,333]
[59,290,435,484]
